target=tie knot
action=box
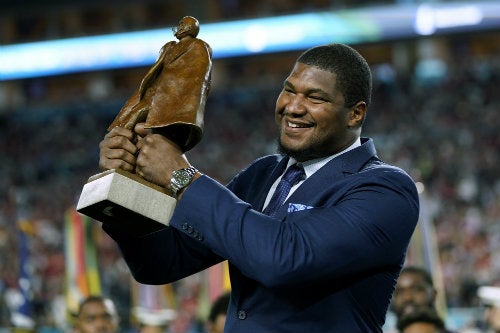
[282,163,305,186]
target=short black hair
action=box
[297,43,372,108]
[396,307,446,332]
[208,292,230,323]
[400,266,434,287]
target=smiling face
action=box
[275,62,365,162]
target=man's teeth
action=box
[288,121,307,128]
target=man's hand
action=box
[134,123,191,188]
[99,126,139,172]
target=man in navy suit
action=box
[99,43,419,332]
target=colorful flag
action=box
[406,193,447,317]
[208,261,231,303]
[64,208,101,318]
[197,261,231,320]
[131,280,177,327]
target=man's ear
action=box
[347,101,366,128]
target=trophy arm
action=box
[138,41,176,99]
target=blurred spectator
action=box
[397,307,446,333]
[206,292,230,333]
[133,305,176,333]
[390,266,456,332]
[73,295,119,333]
[391,266,438,318]
[477,286,500,333]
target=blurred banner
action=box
[407,192,447,318]
[64,208,101,318]
[10,220,35,329]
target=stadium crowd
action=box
[0,42,499,331]
[1,1,500,331]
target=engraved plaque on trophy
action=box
[77,16,212,235]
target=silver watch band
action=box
[170,166,198,195]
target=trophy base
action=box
[76,169,177,236]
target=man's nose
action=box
[285,95,307,115]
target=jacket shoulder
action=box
[358,159,418,199]
[241,154,284,177]
[227,155,283,196]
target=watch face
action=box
[173,169,192,187]
[171,167,197,193]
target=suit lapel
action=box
[256,157,290,212]
[273,138,378,219]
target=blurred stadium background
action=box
[1,0,499,332]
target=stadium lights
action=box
[414,4,484,35]
[0,0,499,81]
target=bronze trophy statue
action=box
[77,16,212,235]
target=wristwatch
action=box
[170,166,198,196]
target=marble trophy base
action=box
[76,169,176,236]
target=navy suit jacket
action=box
[104,138,419,333]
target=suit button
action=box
[237,310,247,320]
[182,223,188,230]
[193,229,199,238]
[187,226,193,234]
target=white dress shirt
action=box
[263,138,361,209]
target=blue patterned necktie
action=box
[263,164,305,217]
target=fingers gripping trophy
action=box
[77,16,213,235]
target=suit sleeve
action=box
[169,170,419,288]
[102,217,223,285]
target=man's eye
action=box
[310,96,326,102]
